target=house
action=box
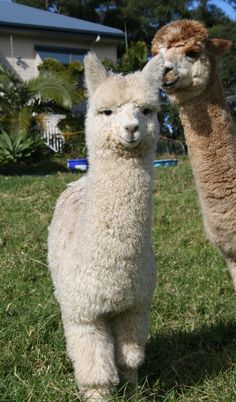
[0,0,124,81]
[0,0,124,152]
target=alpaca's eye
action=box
[186,50,200,59]
[142,108,153,116]
[100,109,113,116]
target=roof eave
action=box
[0,21,125,40]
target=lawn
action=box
[1,158,236,402]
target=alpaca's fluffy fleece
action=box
[48,52,163,400]
[152,19,236,290]
[152,19,208,54]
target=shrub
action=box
[0,131,49,165]
[58,115,86,157]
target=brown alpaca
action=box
[152,19,236,290]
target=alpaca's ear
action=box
[207,38,232,57]
[142,54,164,85]
[84,52,108,95]
[151,41,159,56]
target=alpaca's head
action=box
[151,19,231,105]
[84,52,163,158]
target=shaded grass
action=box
[0,158,68,176]
[1,158,236,401]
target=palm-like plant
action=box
[0,65,78,135]
[0,130,48,164]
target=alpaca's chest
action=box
[77,189,152,267]
[78,173,152,260]
[68,235,156,321]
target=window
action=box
[35,45,87,65]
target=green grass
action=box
[1,158,236,402]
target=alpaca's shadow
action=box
[139,320,236,399]
[0,159,68,176]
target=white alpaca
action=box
[48,52,163,400]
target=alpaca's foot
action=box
[119,343,144,370]
[64,319,119,400]
[119,367,138,384]
[81,387,111,402]
[117,344,142,386]
[116,342,144,382]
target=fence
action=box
[42,114,65,153]
[42,130,64,153]
[156,136,186,156]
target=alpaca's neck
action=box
[88,150,154,178]
[87,152,154,203]
[83,152,154,246]
[180,69,234,147]
[179,68,236,200]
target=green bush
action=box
[102,42,148,74]
[38,58,85,102]
[37,58,67,74]
[58,115,86,158]
[122,41,148,73]
[37,59,86,158]
[0,131,49,165]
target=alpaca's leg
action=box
[227,258,236,291]
[63,317,119,401]
[111,310,150,383]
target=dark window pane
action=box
[37,48,86,64]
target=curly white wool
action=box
[48,52,163,401]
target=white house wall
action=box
[0,31,118,81]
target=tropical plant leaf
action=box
[0,64,78,136]
[0,130,47,165]
[11,107,33,136]
[27,71,77,109]
[0,131,13,149]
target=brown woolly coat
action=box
[152,19,236,289]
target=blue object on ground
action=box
[153,159,178,168]
[67,159,89,171]
[67,158,179,171]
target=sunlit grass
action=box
[1,158,236,401]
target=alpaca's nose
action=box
[124,122,139,135]
[163,65,174,77]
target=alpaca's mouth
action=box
[162,77,179,90]
[126,139,139,144]
[123,139,141,148]
[120,137,141,148]
[119,132,142,148]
